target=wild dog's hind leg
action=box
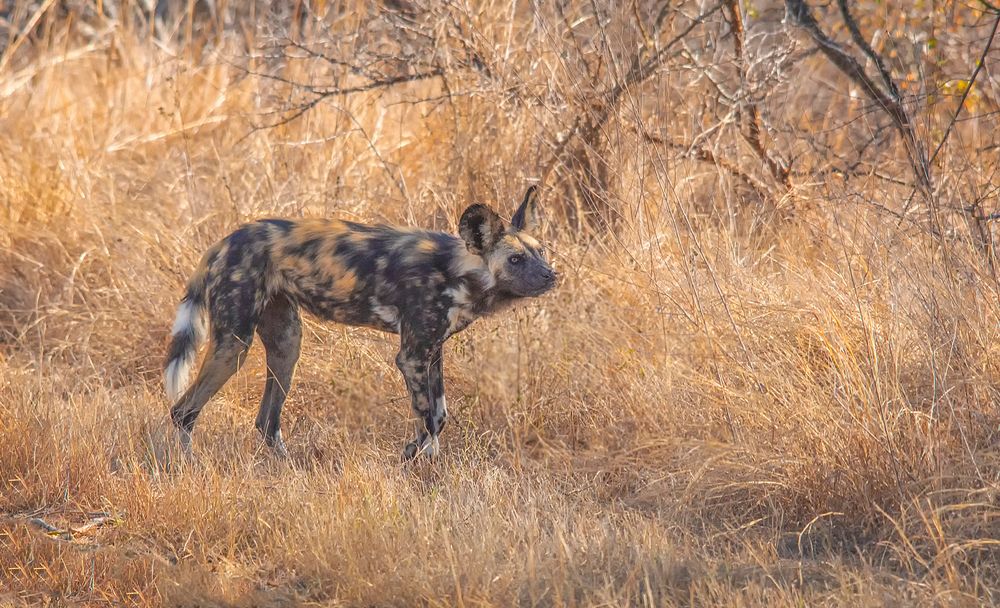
[255,295,301,456]
[170,333,253,454]
[170,265,262,454]
[396,329,446,460]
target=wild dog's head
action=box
[459,185,556,298]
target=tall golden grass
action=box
[1,1,999,605]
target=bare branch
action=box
[542,2,724,185]
[639,128,775,203]
[242,68,444,138]
[928,11,1000,166]
[784,0,931,194]
[836,0,901,103]
[724,0,792,191]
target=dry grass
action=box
[2,2,1000,606]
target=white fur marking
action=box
[444,285,476,337]
[445,284,470,306]
[271,430,289,457]
[165,300,206,403]
[370,298,400,330]
[171,300,196,335]
[450,244,496,290]
[165,354,194,404]
[478,222,491,248]
[171,300,207,341]
[446,305,476,337]
[420,434,439,458]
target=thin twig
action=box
[239,68,444,141]
[927,11,1000,166]
[899,9,1000,225]
[639,128,774,202]
[785,0,931,195]
[724,0,792,190]
[836,0,901,103]
[541,2,723,184]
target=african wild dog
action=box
[164,186,555,459]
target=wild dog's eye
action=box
[508,254,523,265]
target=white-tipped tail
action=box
[164,299,208,403]
[164,354,194,404]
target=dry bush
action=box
[2,0,1000,605]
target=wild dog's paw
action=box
[402,436,439,461]
[423,436,440,459]
[263,429,289,458]
[177,429,194,460]
[270,437,289,459]
[402,441,421,461]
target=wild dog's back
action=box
[166,214,502,390]
[263,218,492,333]
[175,217,493,337]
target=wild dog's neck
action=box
[449,240,523,317]
[482,291,522,316]
[468,280,522,317]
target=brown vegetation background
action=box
[1,0,999,605]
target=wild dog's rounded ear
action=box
[510,185,540,232]
[459,204,505,254]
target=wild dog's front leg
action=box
[426,345,447,455]
[431,345,448,442]
[396,332,446,460]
